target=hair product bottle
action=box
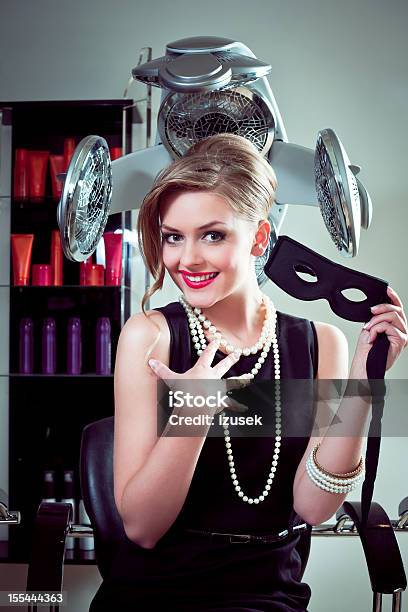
[28,151,49,200]
[103,232,123,286]
[32,264,52,286]
[19,317,34,374]
[61,470,76,551]
[78,499,94,554]
[95,317,111,375]
[49,155,65,200]
[10,234,34,286]
[67,317,82,375]
[50,229,63,286]
[79,257,92,286]
[109,147,122,160]
[41,470,56,503]
[85,264,104,286]
[42,317,56,374]
[13,148,29,201]
[63,138,76,172]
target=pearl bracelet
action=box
[306,443,365,494]
[313,442,364,478]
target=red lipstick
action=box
[180,271,219,289]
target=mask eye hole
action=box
[294,263,318,283]
[340,288,367,302]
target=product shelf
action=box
[1,99,136,563]
[10,285,131,291]
[11,199,123,233]
[9,373,114,378]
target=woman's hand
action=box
[148,338,248,414]
[351,286,408,376]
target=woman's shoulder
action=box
[120,309,171,366]
[122,308,168,335]
[311,320,348,354]
[276,310,348,378]
[121,300,186,346]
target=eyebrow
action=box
[160,221,228,231]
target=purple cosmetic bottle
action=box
[42,317,56,374]
[19,317,34,374]
[95,317,111,375]
[67,317,82,375]
[41,470,56,503]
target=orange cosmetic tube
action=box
[50,229,63,285]
[13,148,29,200]
[29,151,49,200]
[49,155,65,200]
[11,234,34,286]
[103,232,123,286]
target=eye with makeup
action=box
[161,230,226,245]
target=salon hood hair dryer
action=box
[57,36,385,527]
[57,35,372,281]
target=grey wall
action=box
[2,0,405,365]
[1,1,407,610]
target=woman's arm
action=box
[293,287,408,525]
[292,322,372,526]
[114,313,215,549]
[294,287,407,526]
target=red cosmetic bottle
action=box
[13,149,29,201]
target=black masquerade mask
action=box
[265,235,390,526]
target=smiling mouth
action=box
[182,272,219,282]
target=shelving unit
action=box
[9,286,127,376]
[0,99,141,563]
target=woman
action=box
[90,134,407,611]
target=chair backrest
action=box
[80,416,312,579]
[80,416,127,579]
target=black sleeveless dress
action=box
[90,301,318,611]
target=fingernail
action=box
[148,359,158,368]
[370,305,379,311]
[363,322,369,329]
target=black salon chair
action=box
[79,416,128,579]
[27,416,407,611]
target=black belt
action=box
[184,523,308,544]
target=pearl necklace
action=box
[178,293,282,505]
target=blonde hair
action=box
[137,133,277,319]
